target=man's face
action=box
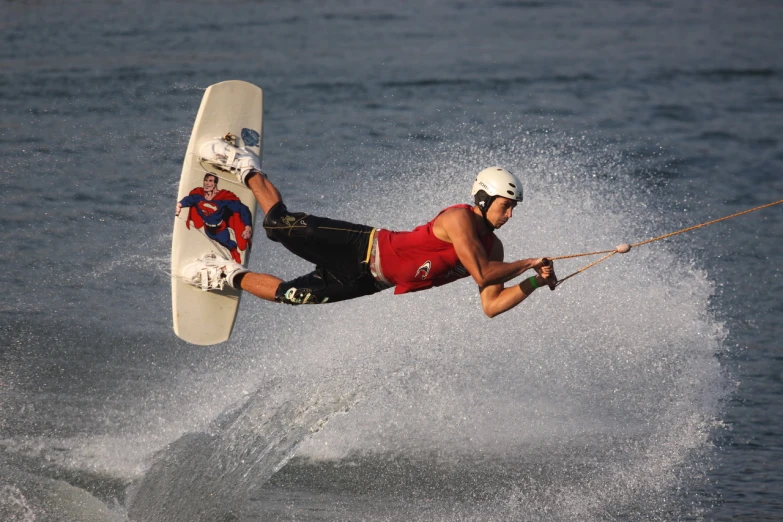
[486,197,517,229]
[203,175,217,192]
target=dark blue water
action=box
[2,1,782,520]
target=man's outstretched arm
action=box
[440,207,543,286]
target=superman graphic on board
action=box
[175,173,253,263]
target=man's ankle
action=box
[245,169,268,187]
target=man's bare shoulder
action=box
[434,205,477,241]
[440,204,472,216]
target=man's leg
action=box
[181,254,285,302]
[227,171,285,301]
[231,170,375,305]
[235,272,283,302]
[246,171,282,215]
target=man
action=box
[176,173,253,263]
[181,138,556,317]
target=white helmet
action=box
[471,166,523,209]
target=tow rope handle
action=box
[541,258,556,291]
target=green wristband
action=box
[528,276,539,290]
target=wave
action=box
[125,377,368,522]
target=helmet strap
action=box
[475,194,497,232]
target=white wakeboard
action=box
[171,80,263,345]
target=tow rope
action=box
[544,198,783,289]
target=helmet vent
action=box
[507,190,514,196]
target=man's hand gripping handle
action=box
[540,258,557,290]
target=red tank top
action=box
[375,204,495,294]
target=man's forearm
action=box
[480,258,540,286]
[483,274,546,317]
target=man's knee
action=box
[262,202,310,243]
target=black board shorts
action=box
[262,202,384,304]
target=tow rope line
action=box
[545,198,783,289]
